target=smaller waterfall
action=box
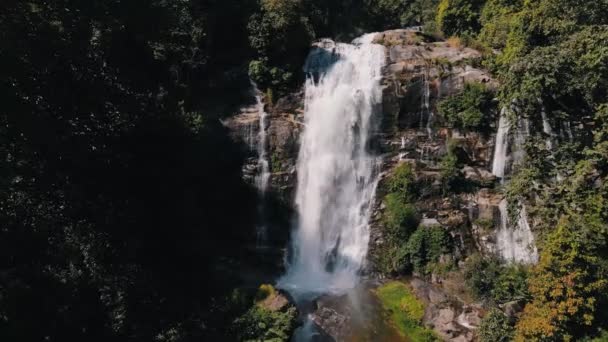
[420,72,433,136]
[251,82,271,246]
[492,108,510,178]
[562,121,574,141]
[496,200,539,263]
[540,106,554,150]
[491,108,538,264]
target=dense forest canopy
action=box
[1,0,607,341]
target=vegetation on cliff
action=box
[375,281,439,341]
[430,0,608,340]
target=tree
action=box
[478,308,515,342]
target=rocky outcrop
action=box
[410,278,482,342]
[375,29,496,132]
[222,90,303,203]
[368,29,502,277]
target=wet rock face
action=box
[368,28,508,275]
[222,91,303,203]
[311,302,351,341]
[375,29,496,132]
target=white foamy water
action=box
[278,34,385,297]
[491,109,538,264]
[251,82,271,246]
[492,107,510,178]
[496,199,538,264]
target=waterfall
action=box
[496,200,539,264]
[491,109,538,264]
[278,34,385,297]
[421,71,433,137]
[492,107,510,178]
[540,105,554,150]
[251,82,271,246]
[563,121,574,141]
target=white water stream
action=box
[491,109,538,264]
[278,34,385,297]
[251,83,271,246]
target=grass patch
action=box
[375,281,439,342]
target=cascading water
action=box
[251,83,271,246]
[540,105,554,151]
[278,34,385,297]
[421,71,433,137]
[491,109,538,264]
[492,107,510,179]
[496,200,538,263]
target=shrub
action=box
[438,82,495,132]
[492,264,529,303]
[478,308,514,342]
[439,151,460,194]
[406,226,452,274]
[387,163,418,201]
[232,305,297,342]
[478,0,522,50]
[463,254,530,303]
[383,193,419,240]
[436,0,485,36]
[375,282,439,341]
[255,284,276,301]
[378,163,421,275]
[249,59,270,85]
[463,254,501,300]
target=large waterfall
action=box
[278,34,385,297]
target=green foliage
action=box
[438,82,495,132]
[247,0,313,92]
[378,163,421,274]
[478,0,522,50]
[387,163,418,201]
[384,194,419,240]
[515,215,608,341]
[493,264,529,303]
[439,151,460,193]
[430,0,608,339]
[0,1,265,340]
[406,226,452,274]
[255,284,277,301]
[463,255,529,303]
[375,282,439,341]
[463,255,502,300]
[363,0,440,29]
[232,305,297,342]
[248,59,270,84]
[478,308,515,342]
[436,0,486,36]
